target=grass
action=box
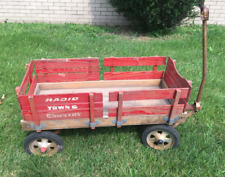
[0,23,224,176]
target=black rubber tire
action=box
[142,124,179,150]
[24,131,63,155]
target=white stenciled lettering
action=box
[46,114,51,118]
[58,106,64,110]
[52,106,57,110]
[72,105,78,109]
[65,106,70,110]
[46,105,78,111]
[46,112,81,119]
[46,98,53,102]
[53,98,59,102]
[45,97,79,102]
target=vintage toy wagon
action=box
[16,7,209,155]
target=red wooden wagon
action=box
[16,7,209,155]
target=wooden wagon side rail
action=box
[108,88,188,125]
[163,57,192,111]
[104,56,167,80]
[34,58,100,83]
[22,93,103,119]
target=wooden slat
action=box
[22,108,103,121]
[28,96,40,125]
[169,89,181,124]
[108,105,184,117]
[21,102,103,112]
[36,66,99,74]
[37,72,99,83]
[117,92,123,128]
[34,58,99,69]
[109,88,189,101]
[28,76,37,95]
[32,93,102,105]
[104,56,167,66]
[89,93,96,129]
[39,79,161,90]
[153,65,157,71]
[104,71,163,80]
[21,114,189,131]
[17,61,34,95]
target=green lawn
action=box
[0,23,224,176]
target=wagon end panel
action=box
[18,77,38,122]
[104,56,166,80]
[30,93,103,121]
[16,61,38,121]
[163,57,192,111]
[34,58,100,83]
[16,61,34,96]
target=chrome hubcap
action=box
[29,138,58,156]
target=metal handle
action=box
[195,6,209,111]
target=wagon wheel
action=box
[24,131,63,156]
[142,125,179,150]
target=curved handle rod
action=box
[195,6,209,110]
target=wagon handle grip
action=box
[195,5,209,111]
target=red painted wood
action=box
[28,96,40,125]
[18,95,30,106]
[21,102,103,112]
[36,66,99,74]
[164,57,192,111]
[108,105,184,117]
[104,56,167,66]
[117,92,123,128]
[37,72,99,82]
[34,58,100,82]
[18,61,34,95]
[34,58,99,69]
[22,108,103,121]
[109,88,189,101]
[169,89,181,122]
[19,93,102,121]
[104,71,163,80]
[153,65,157,71]
[28,76,37,95]
[89,93,96,129]
[32,93,103,105]
[22,110,33,121]
[110,66,114,72]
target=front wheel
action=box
[142,124,179,150]
[24,131,63,156]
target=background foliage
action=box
[110,0,202,32]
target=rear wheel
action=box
[24,131,63,156]
[142,125,179,150]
